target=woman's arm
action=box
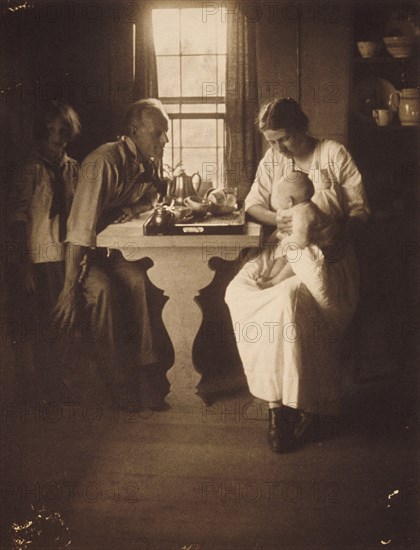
[247,204,277,226]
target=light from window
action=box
[152,7,226,188]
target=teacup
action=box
[205,187,237,215]
[183,195,211,217]
[372,108,393,126]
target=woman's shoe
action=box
[268,407,296,453]
[294,411,316,443]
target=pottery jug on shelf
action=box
[389,88,420,126]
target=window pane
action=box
[163,148,181,175]
[182,55,217,97]
[181,119,216,148]
[168,119,180,148]
[181,104,217,113]
[217,120,225,146]
[157,56,180,97]
[164,104,180,114]
[152,9,180,55]
[181,8,217,54]
[217,55,226,96]
[181,148,217,182]
[217,19,227,54]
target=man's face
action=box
[130,110,169,160]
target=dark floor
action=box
[1,355,418,550]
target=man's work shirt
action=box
[66,136,157,248]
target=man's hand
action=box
[113,206,135,224]
[24,266,36,293]
[276,208,293,236]
[53,287,79,330]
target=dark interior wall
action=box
[255,2,352,154]
[0,0,134,166]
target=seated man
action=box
[54,99,171,412]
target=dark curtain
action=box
[134,2,159,100]
[225,2,260,200]
[109,2,158,137]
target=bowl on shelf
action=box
[383,36,415,58]
[357,41,382,58]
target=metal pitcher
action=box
[168,169,201,205]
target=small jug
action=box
[389,88,420,126]
[151,206,174,231]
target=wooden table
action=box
[97,212,262,403]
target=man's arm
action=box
[53,243,86,328]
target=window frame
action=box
[152,4,226,183]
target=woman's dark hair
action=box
[33,100,81,142]
[257,98,309,133]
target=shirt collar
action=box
[35,150,70,170]
[121,136,148,169]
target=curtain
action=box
[134,2,159,99]
[225,2,260,200]
[108,2,158,137]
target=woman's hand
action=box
[276,208,293,236]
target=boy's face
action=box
[42,117,70,162]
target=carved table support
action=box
[97,216,262,405]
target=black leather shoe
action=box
[268,407,296,453]
[294,411,316,443]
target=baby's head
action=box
[278,170,314,209]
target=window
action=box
[152,7,227,187]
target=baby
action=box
[256,171,340,289]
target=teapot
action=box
[389,88,420,126]
[167,169,202,205]
[151,206,175,231]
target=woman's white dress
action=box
[225,139,370,415]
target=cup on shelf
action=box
[372,108,393,126]
[357,41,382,58]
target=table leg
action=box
[142,247,216,404]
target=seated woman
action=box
[225,98,370,453]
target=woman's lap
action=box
[225,247,359,414]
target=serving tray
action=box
[143,206,246,235]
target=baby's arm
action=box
[279,206,316,253]
[257,261,295,289]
